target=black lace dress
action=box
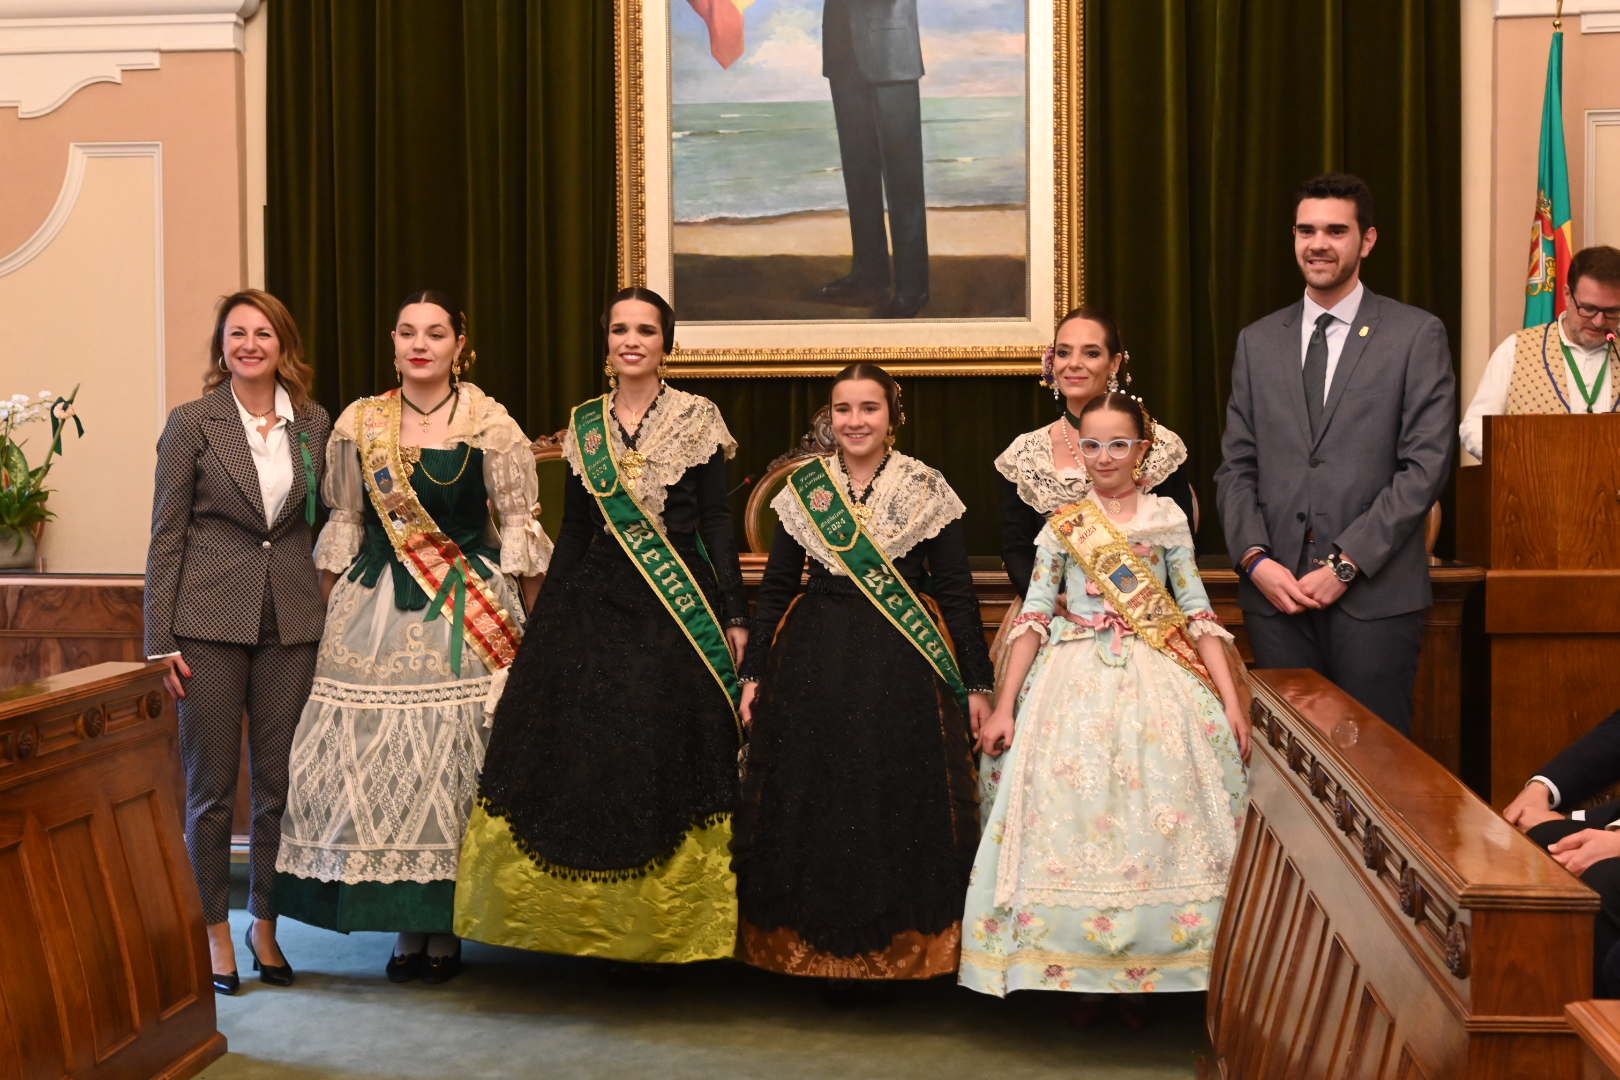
[733,460,993,979]
[454,389,746,963]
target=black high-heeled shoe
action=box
[212,970,240,995]
[244,924,295,987]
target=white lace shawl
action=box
[561,385,737,533]
[313,383,553,576]
[770,452,965,576]
[994,421,1190,515]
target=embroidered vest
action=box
[1506,322,1571,415]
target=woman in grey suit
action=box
[144,289,331,994]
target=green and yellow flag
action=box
[1524,28,1573,327]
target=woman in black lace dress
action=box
[733,363,994,980]
[454,287,748,963]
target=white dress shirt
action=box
[234,383,294,527]
[1299,282,1365,403]
[1460,317,1614,460]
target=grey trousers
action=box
[175,630,316,924]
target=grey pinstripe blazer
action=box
[143,382,332,655]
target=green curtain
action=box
[266,0,616,417]
[267,1,1459,556]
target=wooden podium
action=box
[0,662,224,1078]
[1456,414,1620,804]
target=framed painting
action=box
[615,0,1082,376]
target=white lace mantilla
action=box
[771,452,964,575]
[563,385,736,532]
[995,421,1189,515]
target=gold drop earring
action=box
[604,359,618,390]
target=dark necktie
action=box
[1303,311,1334,438]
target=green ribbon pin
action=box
[298,431,317,526]
[425,554,470,675]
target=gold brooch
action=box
[620,448,647,482]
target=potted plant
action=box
[0,386,85,571]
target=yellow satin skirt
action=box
[453,805,738,963]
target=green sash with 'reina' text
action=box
[572,396,741,738]
[788,456,968,712]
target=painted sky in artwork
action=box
[671,0,1027,105]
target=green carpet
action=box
[202,910,1210,1079]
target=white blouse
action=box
[234,383,294,528]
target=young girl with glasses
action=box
[959,391,1250,1026]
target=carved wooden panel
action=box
[0,662,224,1079]
[1209,671,1598,1078]
[0,576,145,689]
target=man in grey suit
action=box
[1214,173,1456,734]
[818,0,929,318]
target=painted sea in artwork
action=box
[668,0,1029,321]
[673,96,1027,223]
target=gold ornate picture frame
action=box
[615,0,1082,377]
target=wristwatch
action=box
[1326,551,1358,583]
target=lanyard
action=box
[1561,340,1608,413]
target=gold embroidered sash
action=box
[357,391,522,675]
[1048,497,1214,696]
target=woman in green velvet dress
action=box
[275,291,550,983]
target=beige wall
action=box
[0,151,162,573]
[0,5,263,572]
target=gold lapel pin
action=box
[1358,325,1370,338]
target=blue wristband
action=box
[1241,554,1270,578]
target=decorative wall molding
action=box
[0,1,259,115]
[0,1,259,53]
[0,50,156,117]
[1494,0,1620,28]
[1589,110,1620,246]
[0,141,166,420]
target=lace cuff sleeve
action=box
[313,436,365,573]
[1005,610,1052,645]
[1185,610,1234,642]
[485,439,553,575]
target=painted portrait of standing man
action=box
[672,0,1029,323]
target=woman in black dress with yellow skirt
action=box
[734,363,994,980]
[454,287,747,963]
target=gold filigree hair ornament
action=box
[452,310,477,384]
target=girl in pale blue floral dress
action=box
[961,392,1250,1008]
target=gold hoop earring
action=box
[217,355,229,372]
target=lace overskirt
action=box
[275,567,523,885]
[959,636,1247,996]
